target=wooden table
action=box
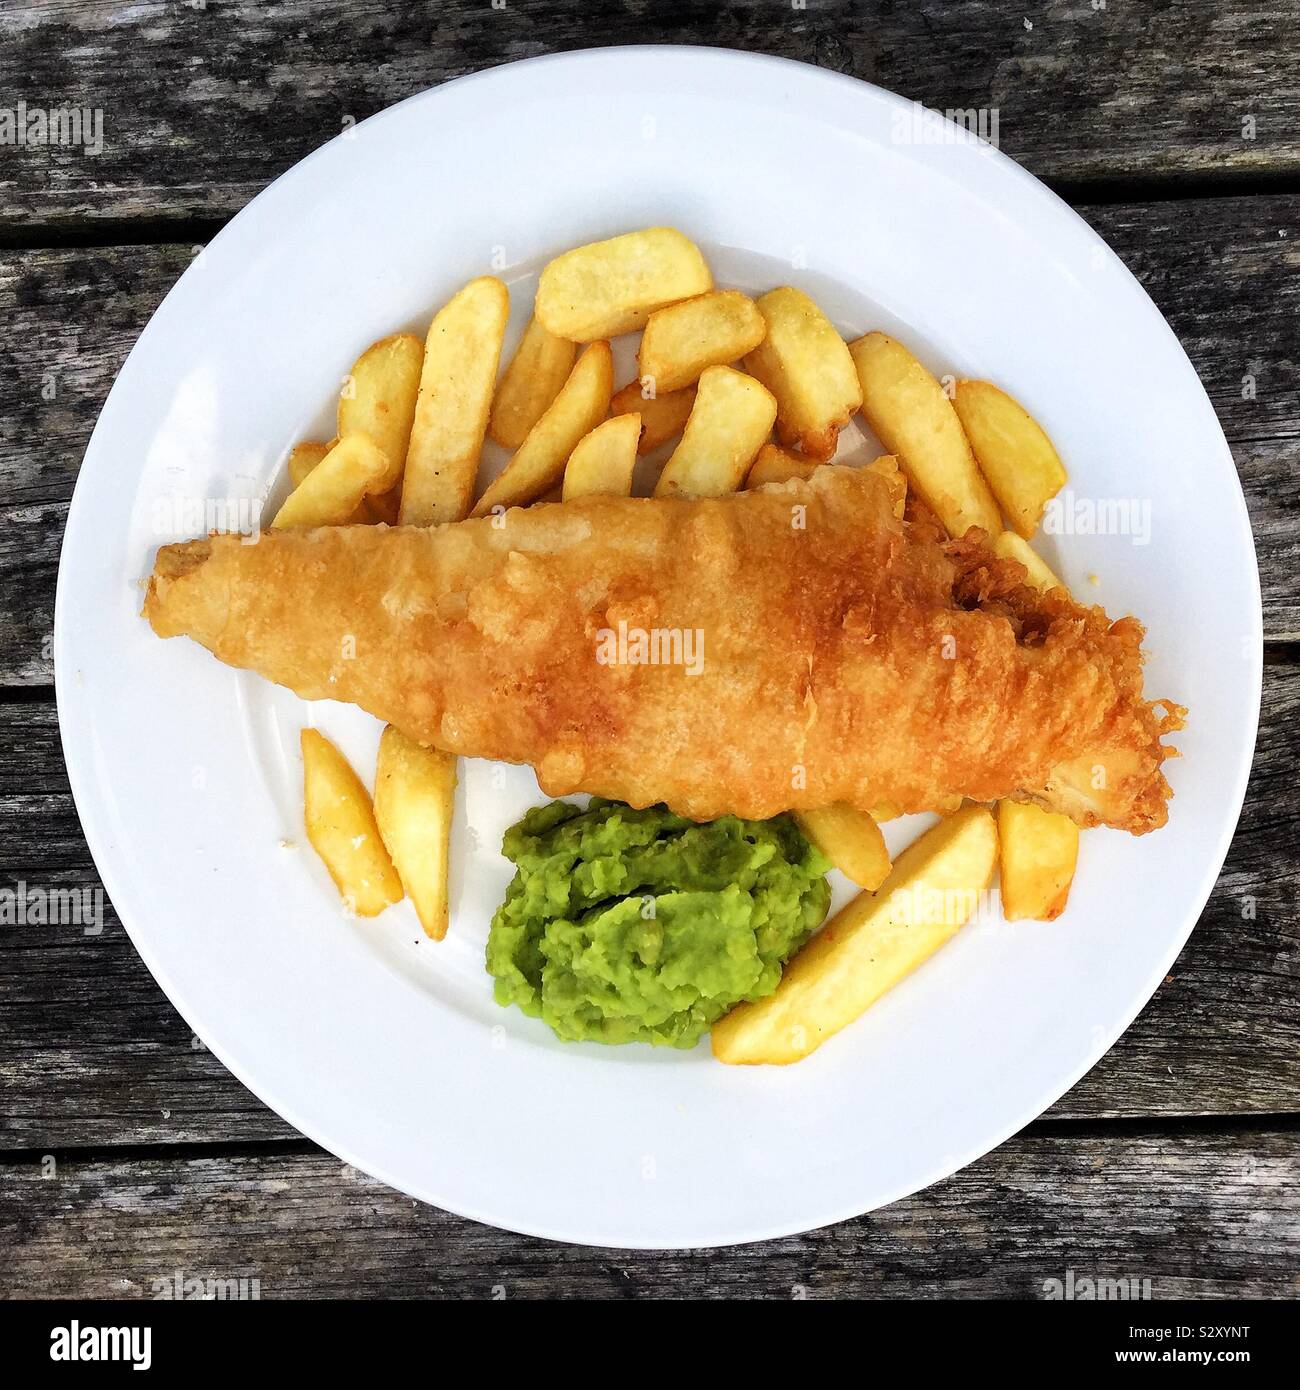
[1,2,1296,1298]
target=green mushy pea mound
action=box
[486,798,832,1048]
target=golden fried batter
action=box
[144,466,1183,831]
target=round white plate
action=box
[56,48,1261,1248]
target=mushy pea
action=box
[486,798,832,1047]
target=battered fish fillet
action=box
[144,466,1184,831]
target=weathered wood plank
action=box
[2,663,1295,1147]
[0,1129,1294,1296]
[1079,197,1300,641]
[1,0,1298,232]
[1081,198,1300,453]
[0,241,195,684]
[0,194,1296,691]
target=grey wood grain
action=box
[1084,197,1300,451]
[1,660,1295,1147]
[0,194,1296,692]
[2,0,1298,232]
[0,241,195,684]
[0,1129,1294,1296]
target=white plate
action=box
[55,48,1261,1248]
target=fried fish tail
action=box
[144,467,1183,832]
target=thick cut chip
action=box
[638,290,766,393]
[338,333,423,492]
[794,804,891,892]
[535,228,713,341]
[373,726,457,940]
[713,807,998,1064]
[611,380,696,454]
[472,341,613,515]
[400,276,509,526]
[850,331,1002,538]
[489,315,577,449]
[654,366,776,498]
[745,442,820,488]
[743,287,862,460]
[273,434,390,529]
[998,799,1079,921]
[953,379,1068,538]
[301,728,402,917]
[562,413,641,500]
[993,530,1064,594]
[287,440,330,489]
[284,440,384,525]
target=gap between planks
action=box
[4,170,1300,253]
[1,1109,1297,1171]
